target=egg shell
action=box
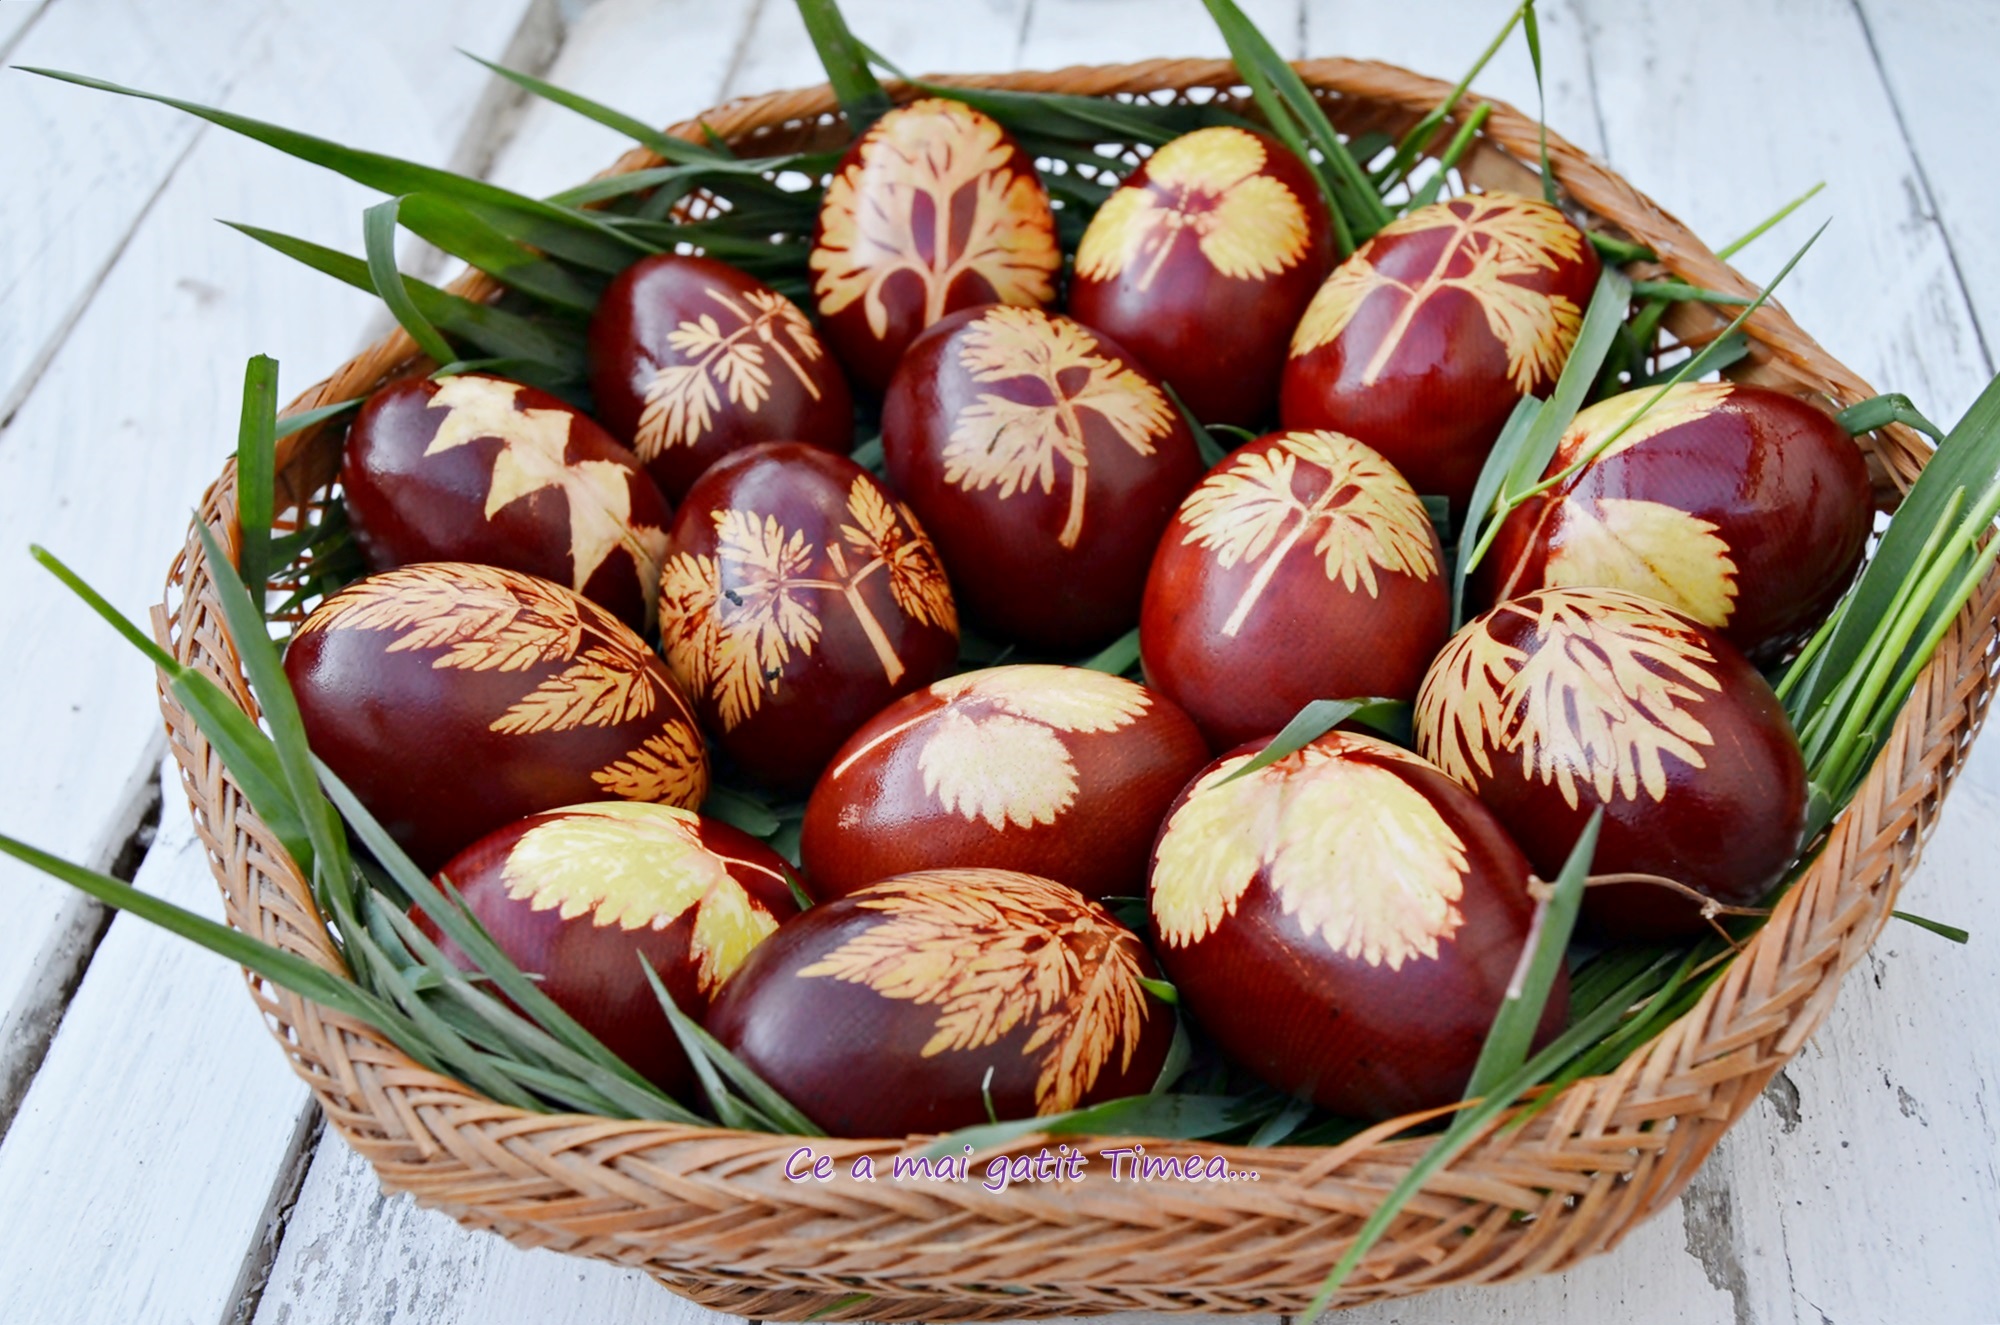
[587,254,855,501]
[1148,732,1562,1119]
[1477,382,1873,660]
[417,802,799,1095]
[658,442,960,793]
[1280,193,1600,508]
[1139,429,1451,747]
[809,98,1061,393]
[285,562,709,873]
[340,374,671,633]
[706,869,1173,1137]
[1415,586,1808,938]
[882,306,1206,649]
[800,665,1210,901]
[1069,125,1335,426]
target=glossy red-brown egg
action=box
[417,802,799,1095]
[658,442,959,792]
[588,254,855,502]
[1414,586,1808,938]
[1148,731,1561,1119]
[800,665,1210,902]
[1280,193,1600,508]
[1139,429,1450,747]
[883,305,1206,649]
[809,98,1061,393]
[1070,126,1334,426]
[1476,382,1873,660]
[341,373,671,632]
[285,562,709,872]
[707,869,1173,1137]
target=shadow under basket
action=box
[152,56,2000,1321]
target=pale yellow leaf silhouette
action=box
[490,645,659,735]
[1414,622,1525,790]
[310,563,582,673]
[1546,496,1740,626]
[636,288,825,459]
[590,724,707,806]
[841,477,957,632]
[1552,382,1737,469]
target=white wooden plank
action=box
[1018,0,1304,67]
[0,0,52,56]
[732,0,1031,90]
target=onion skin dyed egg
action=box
[341,374,671,632]
[1148,732,1562,1119]
[658,442,959,793]
[1070,125,1334,426]
[1414,587,1808,938]
[706,870,1173,1137]
[882,305,1206,649]
[418,802,799,1095]
[800,665,1210,902]
[587,254,855,502]
[810,98,1061,393]
[285,562,709,873]
[1280,193,1600,508]
[1139,429,1450,748]
[1476,382,1872,660]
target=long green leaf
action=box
[234,355,280,619]
[1836,392,1946,444]
[394,193,603,315]
[1376,2,1526,193]
[792,0,892,136]
[653,967,825,1135]
[922,1092,1249,1159]
[1217,698,1408,785]
[463,51,726,165]
[1080,627,1141,676]
[363,199,457,367]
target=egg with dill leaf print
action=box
[1414,586,1808,939]
[1148,731,1562,1119]
[810,97,1061,393]
[340,374,671,633]
[1069,125,1335,426]
[882,306,1206,650]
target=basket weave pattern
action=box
[152,59,2000,1319]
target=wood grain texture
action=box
[1019,0,1303,66]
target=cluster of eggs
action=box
[285,96,1872,1136]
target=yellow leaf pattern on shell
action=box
[491,644,659,735]
[309,564,583,673]
[636,288,826,460]
[590,722,708,807]
[1546,496,1740,626]
[840,477,957,633]
[1552,382,1736,470]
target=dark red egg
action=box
[801,665,1210,902]
[1414,586,1808,938]
[587,254,855,502]
[882,305,1206,650]
[1476,382,1872,660]
[658,442,959,792]
[284,562,709,872]
[1148,731,1562,1119]
[417,802,799,1095]
[340,373,671,632]
[1280,193,1600,508]
[707,869,1173,1137]
[809,98,1061,393]
[1139,429,1450,747]
[1069,125,1334,426]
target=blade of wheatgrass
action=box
[1081,627,1141,676]
[701,785,783,838]
[792,0,892,136]
[1167,382,1229,468]
[920,1092,1249,1159]
[393,193,602,316]
[1893,911,1970,943]
[1377,2,1525,193]
[234,355,280,620]
[651,961,824,1134]
[1453,395,1543,626]
[1215,698,1408,785]
[1628,279,1754,306]
[1716,180,1824,260]
[1404,102,1492,212]
[1247,1094,1315,1148]
[1628,333,1750,388]
[462,51,727,164]
[362,199,457,367]
[274,397,363,440]
[1836,392,1947,444]
[1521,0,1555,203]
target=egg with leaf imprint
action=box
[706,869,1173,1137]
[340,374,671,633]
[417,801,799,1095]
[800,665,1209,902]
[809,97,1061,393]
[1139,429,1450,747]
[1280,192,1600,509]
[1414,586,1808,939]
[658,442,959,793]
[588,254,855,502]
[284,562,708,872]
[1474,382,1872,660]
[1148,731,1561,1119]
[1069,125,1334,426]
[882,305,1206,650]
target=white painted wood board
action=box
[1018,0,1305,67]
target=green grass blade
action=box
[363,199,457,367]
[234,355,280,620]
[1377,3,1524,193]
[1217,698,1407,784]
[1167,382,1229,467]
[1717,180,1823,259]
[652,963,823,1134]
[394,193,602,315]
[1453,395,1543,626]
[462,51,725,164]
[1893,910,1970,943]
[1080,627,1141,676]
[1836,392,1947,444]
[922,1092,1249,1159]
[1522,0,1554,203]
[274,397,363,439]
[701,786,783,838]
[792,0,892,136]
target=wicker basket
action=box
[152,57,2000,1320]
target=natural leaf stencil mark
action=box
[1552,381,1736,469]
[1546,497,1740,626]
[636,288,826,459]
[591,723,707,806]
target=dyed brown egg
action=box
[1414,587,1808,938]
[587,254,855,502]
[1149,731,1561,1119]
[1139,429,1450,747]
[418,802,799,1095]
[284,562,709,872]
[1280,193,1600,508]
[1070,126,1334,426]
[707,870,1173,1137]
[658,442,959,792]
[810,98,1061,393]
[341,373,671,632]
[882,306,1206,649]
[1476,382,1872,660]
[800,665,1210,902]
